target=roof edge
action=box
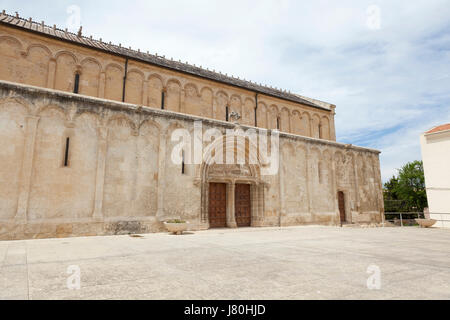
[0,10,332,112]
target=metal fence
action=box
[384,212,424,227]
[384,200,425,227]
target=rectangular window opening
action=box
[73,74,80,94]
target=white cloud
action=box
[2,0,450,182]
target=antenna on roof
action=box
[77,26,82,37]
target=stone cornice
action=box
[0,80,381,155]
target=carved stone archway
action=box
[198,133,266,229]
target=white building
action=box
[420,124,450,228]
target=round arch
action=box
[199,133,265,229]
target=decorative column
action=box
[180,89,186,113]
[305,144,314,219]
[352,152,361,213]
[156,132,167,219]
[142,80,148,106]
[250,184,257,226]
[47,58,56,89]
[330,105,337,141]
[98,72,106,99]
[227,182,237,228]
[251,183,264,227]
[212,97,218,119]
[201,181,209,224]
[330,155,339,222]
[15,116,40,222]
[374,155,385,222]
[278,148,286,226]
[310,118,315,138]
[258,184,265,225]
[92,127,108,220]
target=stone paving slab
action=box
[0,226,449,300]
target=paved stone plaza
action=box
[1,226,449,300]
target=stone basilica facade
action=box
[0,11,384,240]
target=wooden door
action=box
[209,183,227,228]
[235,184,251,227]
[338,191,346,223]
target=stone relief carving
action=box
[208,164,252,177]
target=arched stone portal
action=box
[199,133,266,229]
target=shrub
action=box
[166,219,186,224]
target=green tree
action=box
[384,161,428,211]
[384,175,399,200]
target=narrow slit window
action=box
[181,150,185,174]
[277,117,280,130]
[161,91,165,110]
[73,73,80,94]
[226,106,229,121]
[64,137,70,167]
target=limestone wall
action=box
[0,81,383,240]
[0,24,336,140]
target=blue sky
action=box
[2,0,449,181]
